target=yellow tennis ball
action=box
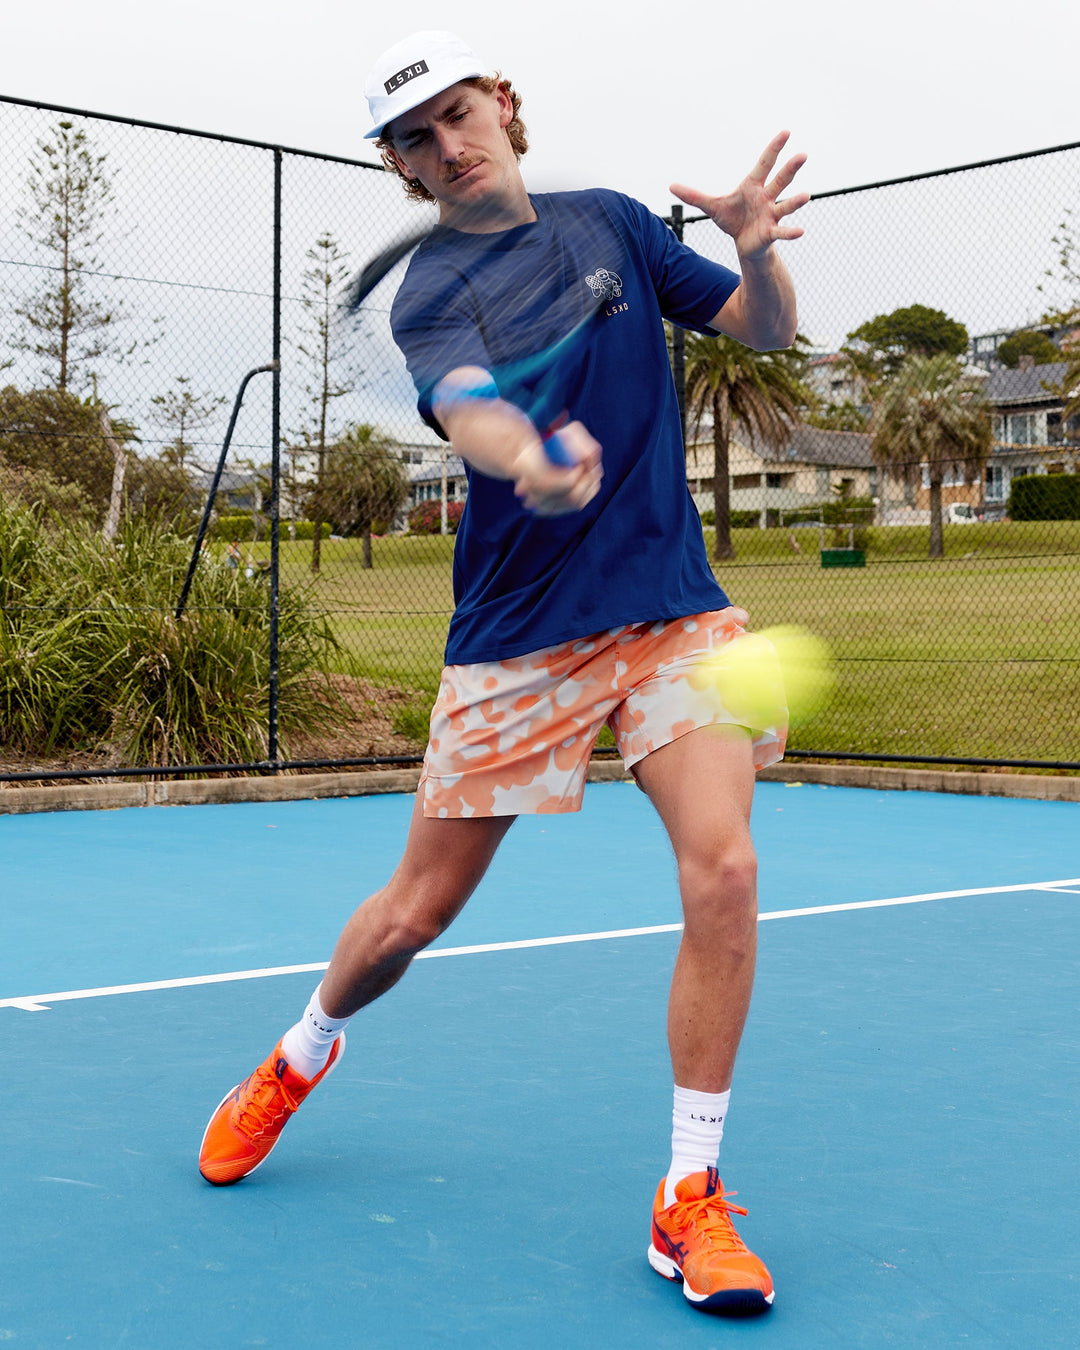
[764,624,834,727]
[694,625,834,731]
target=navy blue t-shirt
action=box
[390,189,740,665]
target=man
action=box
[199,30,808,1316]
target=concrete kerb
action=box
[0,757,1077,816]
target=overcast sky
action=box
[2,0,1077,444]
[5,0,1078,216]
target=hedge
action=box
[698,509,760,528]
[210,514,330,541]
[1008,473,1080,521]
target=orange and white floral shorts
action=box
[419,609,787,818]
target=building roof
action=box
[190,468,265,492]
[983,362,1068,406]
[408,454,467,486]
[763,425,874,468]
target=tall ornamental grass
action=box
[0,498,342,767]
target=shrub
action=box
[1008,473,1080,521]
[0,499,342,766]
[286,521,332,541]
[408,500,464,535]
[210,513,260,541]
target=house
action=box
[685,424,906,526]
[406,445,469,512]
[980,359,1079,516]
[804,352,868,411]
[968,322,1077,372]
[190,466,267,514]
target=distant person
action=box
[226,540,241,570]
[199,29,807,1317]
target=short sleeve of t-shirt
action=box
[622,193,740,333]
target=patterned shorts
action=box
[419,609,788,818]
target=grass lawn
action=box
[237,521,1080,765]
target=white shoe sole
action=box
[648,1242,775,1311]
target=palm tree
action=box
[683,332,808,560]
[870,354,992,558]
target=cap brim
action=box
[364,66,485,140]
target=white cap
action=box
[364,31,489,141]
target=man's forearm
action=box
[432,367,603,516]
[434,385,541,482]
[712,251,799,351]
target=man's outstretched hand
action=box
[671,131,809,262]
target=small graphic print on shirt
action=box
[585,267,624,302]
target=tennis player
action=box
[199,30,808,1316]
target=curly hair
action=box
[375,75,528,205]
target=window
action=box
[732,473,761,490]
[921,465,967,488]
[985,464,1005,502]
[765,472,792,489]
[1004,412,1037,445]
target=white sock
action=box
[665,1084,730,1207]
[280,985,351,1081]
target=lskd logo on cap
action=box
[384,60,429,95]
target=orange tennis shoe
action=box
[648,1168,775,1313]
[198,1034,345,1186]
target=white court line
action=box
[3,877,1077,1012]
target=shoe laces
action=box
[233,1064,300,1140]
[670,1189,750,1254]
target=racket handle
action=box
[541,428,576,468]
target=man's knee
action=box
[677,837,758,931]
[376,884,461,956]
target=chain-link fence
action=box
[1,95,1077,781]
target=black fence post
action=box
[669,203,687,449]
[268,147,283,768]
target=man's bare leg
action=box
[637,725,774,1311]
[634,725,758,1093]
[319,792,516,1018]
[198,792,514,1184]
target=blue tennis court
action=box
[2,780,1077,1347]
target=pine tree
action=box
[286,233,355,573]
[150,376,226,472]
[14,120,130,392]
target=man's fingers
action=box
[774,191,812,220]
[765,152,808,200]
[669,182,714,213]
[514,424,603,515]
[749,130,790,184]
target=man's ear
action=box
[386,145,417,181]
[495,83,513,129]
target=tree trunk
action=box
[711,392,736,561]
[362,527,373,570]
[928,476,944,558]
[311,445,326,575]
[100,406,126,544]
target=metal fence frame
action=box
[1,94,1078,782]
